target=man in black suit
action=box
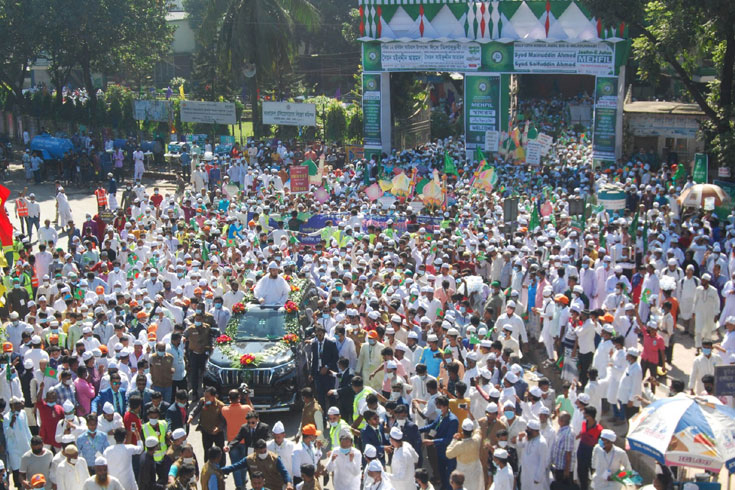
[144,391,170,422]
[226,410,270,455]
[392,403,423,467]
[328,357,354,422]
[309,324,339,410]
[165,389,190,433]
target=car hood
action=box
[210,340,295,368]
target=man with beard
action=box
[82,457,124,490]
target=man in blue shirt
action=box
[180,146,191,181]
[419,334,443,377]
[76,415,109,472]
[419,396,458,490]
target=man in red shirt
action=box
[35,382,64,449]
[150,187,163,208]
[640,321,666,380]
[576,406,603,490]
[123,394,143,446]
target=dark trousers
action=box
[188,352,209,399]
[577,444,593,490]
[625,404,639,420]
[314,373,335,412]
[201,431,225,462]
[665,343,674,364]
[578,352,594,387]
[26,216,39,240]
[641,360,660,380]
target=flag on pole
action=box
[444,151,458,176]
[628,211,639,237]
[179,84,186,100]
[0,185,13,247]
[599,218,606,248]
[529,200,540,231]
[44,365,57,378]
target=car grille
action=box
[220,368,272,387]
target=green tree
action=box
[582,0,735,168]
[65,0,173,115]
[0,0,45,109]
[200,0,320,137]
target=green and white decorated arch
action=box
[358,0,631,164]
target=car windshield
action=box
[233,308,287,341]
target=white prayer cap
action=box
[364,444,377,458]
[172,428,187,440]
[367,460,383,472]
[268,261,279,270]
[272,421,285,434]
[327,406,341,416]
[95,456,108,466]
[102,402,115,415]
[389,427,403,440]
[62,400,75,412]
[600,429,617,442]
[461,419,474,431]
[145,436,159,448]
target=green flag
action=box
[444,151,458,176]
[673,163,686,184]
[599,218,606,248]
[201,240,210,262]
[529,201,540,231]
[642,219,649,252]
[44,365,57,378]
[475,147,487,165]
[628,211,639,237]
[127,252,139,266]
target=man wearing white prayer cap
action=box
[365,460,387,490]
[386,425,418,490]
[83,455,124,490]
[492,447,514,490]
[446,419,483,490]
[55,400,87,444]
[253,261,291,305]
[103,424,144,490]
[591,429,631,490]
[267,420,296,482]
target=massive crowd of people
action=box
[0,95,730,490]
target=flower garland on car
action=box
[217,277,307,368]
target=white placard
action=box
[484,130,499,152]
[180,101,237,125]
[262,101,317,127]
[537,133,554,155]
[514,42,615,76]
[526,141,542,165]
[704,196,716,211]
[381,42,481,71]
[133,100,171,122]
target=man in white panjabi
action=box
[386,426,418,490]
[103,426,144,490]
[56,445,90,490]
[56,187,73,229]
[591,429,631,490]
[82,456,124,490]
[254,262,292,306]
[516,419,549,490]
[693,273,721,350]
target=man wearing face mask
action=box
[208,297,230,334]
[325,430,361,490]
[103,427,144,490]
[56,444,90,490]
[55,400,87,445]
[223,439,294,490]
[183,312,212,399]
[19,437,52,490]
[150,342,175,403]
[76,415,109,473]
[187,387,225,462]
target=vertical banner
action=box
[362,73,382,150]
[465,74,500,158]
[693,153,709,184]
[592,76,618,165]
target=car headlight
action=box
[207,362,222,377]
[273,360,296,379]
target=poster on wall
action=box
[363,73,382,150]
[592,77,618,164]
[465,74,500,156]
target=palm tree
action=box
[197,0,320,136]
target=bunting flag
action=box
[444,151,458,176]
[0,185,13,247]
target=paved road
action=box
[1,159,714,487]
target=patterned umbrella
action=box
[627,395,735,472]
[677,184,730,208]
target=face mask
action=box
[65,414,75,420]
[215,303,222,310]
[257,452,267,460]
[47,402,56,408]
[114,267,120,272]
[149,418,159,425]
[322,313,329,319]
[157,350,165,356]
[396,419,406,427]
[365,477,375,487]
[368,339,376,346]
[329,421,338,427]
[504,411,515,420]
[87,429,96,435]
[177,402,186,408]
[459,307,466,314]
[498,440,508,448]
[183,457,194,464]
[598,438,605,448]
[69,458,78,465]
[703,348,712,356]
[64,379,72,386]
[339,447,351,455]
[194,321,202,326]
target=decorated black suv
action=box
[204,277,318,411]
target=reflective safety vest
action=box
[16,199,28,217]
[352,387,376,429]
[95,188,108,207]
[329,419,351,449]
[142,420,169,461]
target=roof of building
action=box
[624,101,705,116]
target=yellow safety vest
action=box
[142,420,169,461]
[329,419,351,449]
[352,387,376,429]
